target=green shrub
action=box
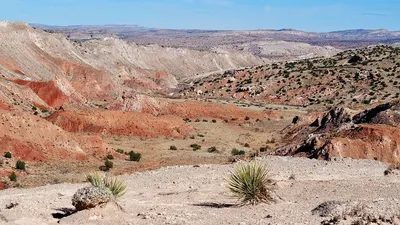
[169,145,178,151]
[228,161,273,205]
[106,154,114,160]
[4,152,12,158]
[244,116,250,121]
[244,143,250,147]
[190,144,201,151]
[16,160,25,170]
[105,160,113,169]
[207,146,218,153]
[9,172,17,182]
[212,119,217,123]
[115,149,124,154]
[129,151,141,162]
[231,148,245,156]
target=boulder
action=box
[72,187,113,211]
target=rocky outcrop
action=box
[353,100,400,125]
[275,101,400,163]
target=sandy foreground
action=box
[0,156,399,225]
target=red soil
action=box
[327,124,400,163]
[55,60,116,100]
[0,99,10,111]
[159,100,277,121]
[12,79,68,108]
[0,110,112,162]
[47,110,194,138]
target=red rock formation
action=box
[47,110,194,138]
[276,100,400,163]
[326,125,400,163]
[0,110,112,162]
[12,79,68,108]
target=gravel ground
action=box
[0,156,399,225]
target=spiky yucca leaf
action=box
[104,176,127,198]
[86,172,127,198]
[228,161,273,205]
[87,172,106,188]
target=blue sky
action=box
[1,0,399,31]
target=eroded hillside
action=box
[180,45,400,109]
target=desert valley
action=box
[0,16,398,225]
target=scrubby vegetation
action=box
[190,144,201,151]
[9,172,17,182]
[16,160,25,170]
[105,159,113,169]
[207,146,218,153]
[4,152,12,158]
[129,151,141,162]
[231,148,246,156]
[182,45,400,109]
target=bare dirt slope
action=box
[0,156,398,225]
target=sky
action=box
[1,0,399,32]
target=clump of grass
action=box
[115,149,124,154]
[86,172,127,198]
[227,161,273,205]
[169,145,178,151]
[231,148,245,156]
[106,154,114,160]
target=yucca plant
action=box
[103,176,127,198]
[86,172,127,198]
[87,172,105,188]
[227,161,273,205]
